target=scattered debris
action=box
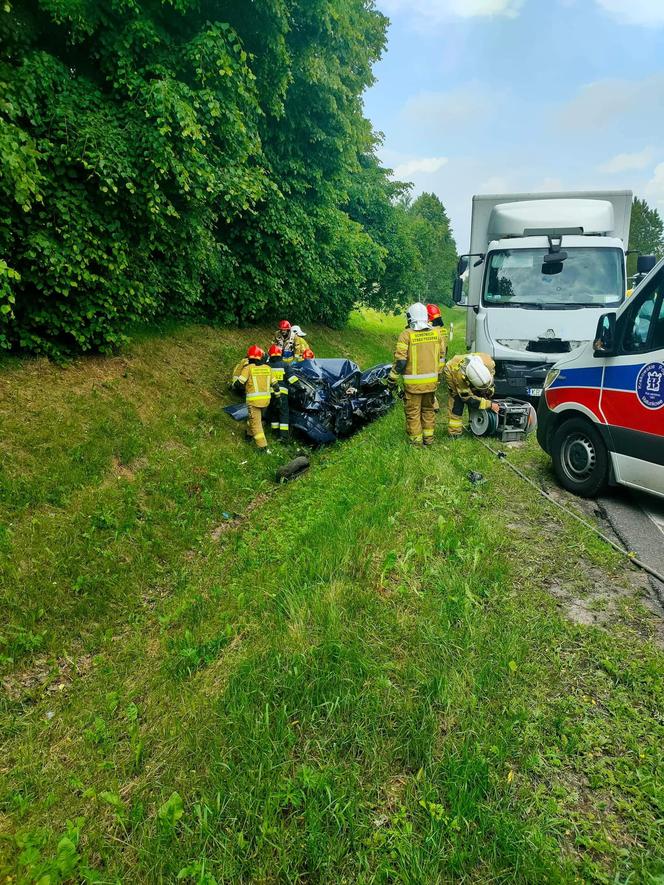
[276,456,310,483]
[467,470,485,486]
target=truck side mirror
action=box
[593,312,616,357]
[457,256,468,275]
[637,254,657,276]
[452,278,464,304]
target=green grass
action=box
[1,309,663,883]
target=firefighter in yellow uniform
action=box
[237,345,274,450]
[444,352,499,437]
[267,344,290,441]
[273,320,309,363]
[389,302,442,446]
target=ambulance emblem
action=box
[636,362,664,410]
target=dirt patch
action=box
[501,467,662,642]
[372,775,410,828]
[210,492,273,541]
[543,560,664,644]
[111,455,143,481]
[1,653,95,703]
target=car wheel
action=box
[551,417,609,498]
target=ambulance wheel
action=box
[551,418,609,498]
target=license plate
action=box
[527,387,543,396]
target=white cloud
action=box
[598,147,655,174]
[595,0,664,26]
[557,74,664,131]
[645,162,664,211]
[380,0,524,24]
[393,156,449,178]
[402,83,502,133]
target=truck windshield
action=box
[483,247,624,308]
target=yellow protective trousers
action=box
[447,393,465,437]
[247,405,268,448]
[404,391,436,444]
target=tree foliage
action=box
[627,196,664,278]
[0,0,455,354]
[407,192,458,307]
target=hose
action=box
[474,435,664,588]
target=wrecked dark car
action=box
[224,358,396,443]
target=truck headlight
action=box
[543,368,560,390]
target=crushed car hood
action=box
[225,358,395,443]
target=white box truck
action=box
[453,190,633,398]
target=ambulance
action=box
[537,256,664,499]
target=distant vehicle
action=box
[537,256,664,499]
[225,358,395,444]
[454,190,634,400]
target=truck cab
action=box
[537,257,664,499]
[456,191,632,399]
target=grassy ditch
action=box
[1,310,663,883]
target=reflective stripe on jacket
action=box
[238,363,273,407]
[390,328,441,393]
[443,352,496,409]
[436,327,448,368]
[269,360,289,397]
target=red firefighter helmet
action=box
[247,345,264,360]
[278,319,291,331]
[302,348,315,359]
[426,303,442,322]
[268,344,283,358]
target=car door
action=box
[599,267,664,496]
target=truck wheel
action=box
[551,417,609,498]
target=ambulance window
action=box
[623,291,657,352]
[621,266,664,354]
[653,297,664,349]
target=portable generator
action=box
[469,399,537,443]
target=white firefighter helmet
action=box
[291,325,306,337]
[406,302,429,331]
[465,355,493,390]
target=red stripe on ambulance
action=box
[600,389,664,436]
[546,386,603,421]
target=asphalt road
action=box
[600,488,664,605]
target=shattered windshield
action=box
[483,247,624,308]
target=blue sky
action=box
[363,0,664,249]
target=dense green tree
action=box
[345,151,421,311]
[407,192,458,306]
[627,196,664,278]
[0,0,452,354]
[1,0,273,353]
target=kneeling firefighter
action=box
[267,344,290,441]
[443,353,499,437]
[237,345,275,450]
[388,302,442,446]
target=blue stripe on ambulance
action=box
[603,364,641,391]
[550,366,603,389]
